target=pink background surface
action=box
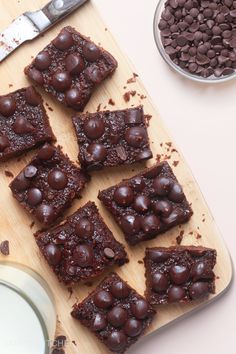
[93,0,235,353]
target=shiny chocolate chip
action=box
[107,306,128,327]
[168,183,184,203]
[82,42,101,61]
[24,165,38,178]
[153,176,172,196]
[111,281,130,299]
[65,88,81,107]
[124,127,148,148]
[0,96,16,117]
[13,116,35,134]
[189,281,209,299]
[12,172,31,191]
[120,215,141,235]
[84,117,105,139]
[131,299,149,319]
[86,143,107,162]
[151,272,169,293]
[147,249,170,263]
[27,188,43,206]
[48,169,68,190]
[65,53,85,75]
[168,285,186,302]
[141,214,160,234]
[114,186,134,206]
[75,218,94,238]
[133,195,151,213]
[28,68,44,85]
[35,204,55,225]
[25,87,41,106]
[124,319,142,337]
[162,208,183,225]
[92,313,107,331]
[52,30,74,50]
[124,109,142,124]
[106,331,127,352]
[0,135,10,152]
[191,261,214,281]
[84,65,103,84]
[94,290,113,309]
[170,265,190,285]
[34,51,51,70]
[131,176,145,191]
[44,243,62,265]
[152,200,172,217]
[52,72,72,92]
[37,144,55,160]
[73,244,94,267]
[104,248,115,259]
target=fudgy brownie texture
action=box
[35,201,128,285]
[98,161,193,245]
[72,106,153,171]
[0,86,54,161]
[71,272,156,354]
[144,246,216,305]
[25,26,118,111]
[9,144,89,227]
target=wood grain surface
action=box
[0,1,233,353]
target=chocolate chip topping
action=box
[86,143,107,162]
[65,53,85,75]
[25,87,41,106]
[92,313,107,331]
[125,127,148,147]
[0,135,10,152]
[106,331,127,352]
[73,244,94,267]
[124,319,142,337]
[94,290,113,309]
[27,188,43,206]
[111,281,131,299]
[52,72,72,92]
[35,51,51,70]
[0,96,16,116]
[131,299,149,319]
[75,218,94,238]
[104,247,115,259]
[107,306,128,327]
[37,144,55,160]
[44,243,62,265]
[114,186,134,206]
[24,165,38,178]
[82,42,101,61]
[13,116,35,134]
[35,204,55,225]
[48,169,68,190]
[84,117,105,139]
[52,30,74,50]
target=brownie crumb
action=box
[127,73,138,84]
[140,94,147,100]
[202,218,206,222]
[96,103,101,112]
[84,281,93,287]
[108,98,115,106]
[196,233,202,239]
[173,160,179,167]
[176,230,184,245]
[72,340,77,346]
[171,148,178,153]
[156,154,162,162]
[138,260,143,264]
[0,240,10,255]
[30,221,35,229]
[123,86,127,89]
[105,28,108,31]
[67,287,73,299]
[144,114,152,127]
[189,231,194,235]
[8,83,13,88]
[160,142,163,147]
[4,170,14,178]
[123,90,136,102]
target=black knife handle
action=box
[42,0,89,24]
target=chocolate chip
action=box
[0,240,9,255]
[52,30,74,50]
[65,88,81,107]
[131,299,149,319]
[124,319,142,337]
[104,247,115,259]
[48,169,68,190]
[92,313,107,331]
[106,331,127,352]
[151,272,169,293]
[24,165,38,178]
[86,143,107,163]
[152,200,173,217]
[73,244,94,267]
[25,87,41,106]
[0,135,10,152]
[12,172,30,191]
[13,116,35,134]
[82,42,101,61]
[34,51,51,70]
[162,208,183,225]
[124,109,142,124]
[114,186,134,206]
[153,176,172,196]
[136,149,153,161]
[27,188,43,206]
[84,65,103,84]
[111,281,130,299]
[28,68,44,85]
[52,72,72,92]
[125,127,148,147]
[65,53,85,75]
[120,215,141,235]
[148,249,170,263]
[37,144,55,160]
[133,195,150,213]
[75,218,94,238]
[107,306,128,327]
[84,117,105,139]
[44,243,62,265]
[189,281,209,299]
[168,285,186,302]
[170,265,190,284]
[0,96,16,116]
[94,290,113,309]
[191,261,214,281]
[168,183,184,202]
[141,214,160,234]
[35,204,55,225]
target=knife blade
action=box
[0,0,89,62]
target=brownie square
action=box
[144,246,217,305]
[35,201,128,285]
[72,106,153,171]
[71,272,156,354]
[9,144,89,226]
[0,86,54,161]
[25,26,118,111]
[98,161,193,245]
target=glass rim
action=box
[153,0,236,84]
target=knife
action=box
[0,0,89,62]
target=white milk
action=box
[0,284,45,354]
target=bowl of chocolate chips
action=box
[154,0,236,82]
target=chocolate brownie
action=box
[25,26,118,111]
[144,246,217,305]
[98,161,193,245]
[71,272,156,354]
[72,106,153,171]
[9,144,89,226]
[0,86,54,161]
[35,201,128,285]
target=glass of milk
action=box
[0,261,57,354]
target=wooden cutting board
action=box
[0,1,233,353]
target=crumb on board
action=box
[123,86,127,89]
[67,287,73,299]
[202,218,206,222]
[123,90,136,102]
[176,230,185,245]
[138,260,143,264]
[156,154,162,163]
[96,103,101,112]
[171,148,178,153]
[0,240,10,256]
[127,72,139,84]
[105,27,108,31]
[173,160,179,167]
[4,170,14,178]
[84,281,93,287]
[144,114,152,127]
[108,98,115,106]
[72,340,77,346]
[30,221,35,229]
[8,83,13,88]
[196,233,202,239]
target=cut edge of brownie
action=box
[34,201,129,285]
[71,272,156,354]
[144,245,217,305]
